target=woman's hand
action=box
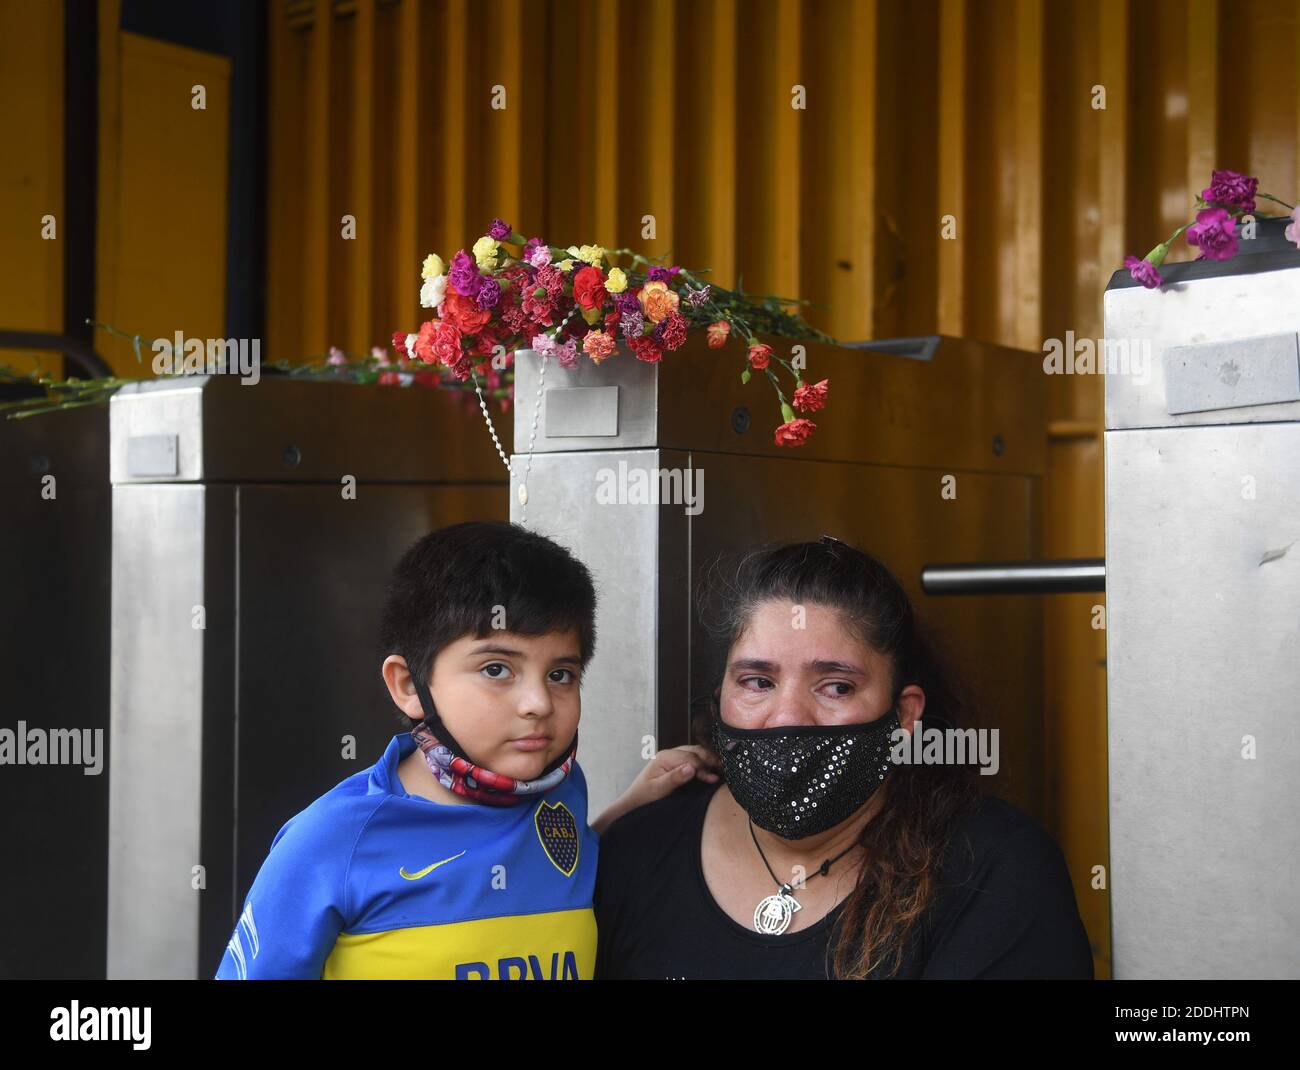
[590,745,722,835]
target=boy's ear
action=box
[382,655,425,722]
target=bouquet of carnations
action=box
[1123,169,1298,288]
[391,218,835,446]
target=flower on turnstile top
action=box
[1123,254,1163,290]
[1186,207,1239,261]
[1200,170,1258,214]
[1122,169,1298,289]
[1286,206,1300,249]
[388,220,839,445]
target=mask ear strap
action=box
[406,654,475,763]
[406,653,580,777]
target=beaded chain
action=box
[469,306,581,527]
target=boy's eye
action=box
[550,668,577,684]
[481,662,513,680]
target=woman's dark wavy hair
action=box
[693,536,984,979]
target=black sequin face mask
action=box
[712,707,902,839]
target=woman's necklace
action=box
[749,819,860,935]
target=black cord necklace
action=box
[748,819,859,935]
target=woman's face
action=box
[720,598,924,731]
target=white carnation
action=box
[420,275,447,309]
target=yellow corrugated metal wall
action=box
[0,0,232,377]
[0,0,64,376]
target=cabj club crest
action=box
[534,800,579,877]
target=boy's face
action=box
[398,628,583,781]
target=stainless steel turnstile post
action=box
[1103,225,1300,979]
[107,376,507,978]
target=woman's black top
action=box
[593,779,1094,979]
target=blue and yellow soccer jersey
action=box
[214,732,598,979]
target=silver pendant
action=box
[754,884,802,935]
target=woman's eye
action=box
[820,681,854,698]
[739,676,774,691]
[481,663,512,680]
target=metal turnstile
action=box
[107,375,506,979]
[509,334,1047,821]
[1104,221,1300,978]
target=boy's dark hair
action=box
[378,521,598,731]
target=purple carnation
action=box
[647,266,681,284]
[1124,255,1163,290]
[1186,206,1239,262]
[449,250,483,297]
[1200,170,1258,214]
[615,292,640,315]
[685,284,711,307]
[475,277,503,310]
[488,218,513,240]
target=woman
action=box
[593,536,1093,979]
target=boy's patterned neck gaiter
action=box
[406,655,578,806]
[410,720,577,806]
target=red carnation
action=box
[774,417,816,447]
[391,331,410,358]
[413,320,439,364]
[536,265,566,298]
[748,342,772,370]
[474,328,501,357]
[792,378,829,413]
[446,352,473,381]
[572,266,608,311]
[659,312,688,351]
[431,320,463,367]
[630,336,663,363]
[523,289,555,327]
[440,290,492,335]
[501,304,528,333]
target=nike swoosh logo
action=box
[399,850,467,880]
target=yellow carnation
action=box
[473,236,499,269]
[605,267,628,294]
[421,253,445,279]
[557,258,575,272]
[576,244,605,266]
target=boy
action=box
[215,520,715,979]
